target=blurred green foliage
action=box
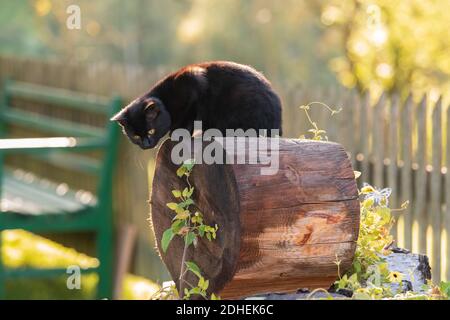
[1,230,160,299]
[0,0,337,87]
[0,0,450,91]
[322,0,450,95]
[1,0,448,94]
[0,0,450,94]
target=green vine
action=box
[159,159,219,300]
[299,101,449,300]
[299,102,342,140]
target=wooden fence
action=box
[0,55,448,283]
[280,88,450,282]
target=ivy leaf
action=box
[175,206,186,214]
[171,220,185,234]
[183,159,195,171]
[198,277,209,291]
[176,166,187,177]
[181,198,194,207]
[172,190,182,198]
[192,215,203,224]
[166,202,178,211]
[210,293,219,300]
[198,277,205,290]
[203,279,209,291]
[198,224,205,237]
[185,232,196,247]
[185,261,201,278]
[189,287,202,295]
[174,210,190,220]
[161,229,175,253]
[439,281,450,298]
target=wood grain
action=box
[150,138,359,299]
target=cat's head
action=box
[111,97,171,149]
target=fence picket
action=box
[359,91,371,183]
[401,94,413,249]
[430,97,442,282]
[446,104,450,281]
[372,92,386,188]
[415,95,428,255]
[388,94,400,240]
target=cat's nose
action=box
[141,136,154,149]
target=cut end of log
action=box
[151,138,360,299]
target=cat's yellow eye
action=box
[133,134,140,140]
[148,129,156,135]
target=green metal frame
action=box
[0,78,122,299]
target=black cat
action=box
[111,61,283,149]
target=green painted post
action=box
[0,78,11,299]
[96,96,122,299]
[0,235,5,299]
[0,79,122,300]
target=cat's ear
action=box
[144,99,160,121]
[110,111,127,127]
[144,99,158,111]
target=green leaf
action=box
[198,224,205,237]
[185,232,196,247]
[191,215,203,224]
[166,202,178,211]
[203,279,209,291]
[171,220,185,234]
[176,166,187,177]
[189,287,201,295]
[183,159,195,171]
[161,229,175,253]
[174,210,190,220]
[181,198,194,207]
[185,261,201,278]
[198,277,205,290]
[439,281,450,298]
[172,190,182,198]
[210,293,219,300]
[175,206,185,214]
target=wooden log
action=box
[246,248,432,300]
[150,138,360,299]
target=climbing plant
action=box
[153,159,219,300]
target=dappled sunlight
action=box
[177,16,204,44]
[1,230,160,299]
[0,137,77,149]
[2,230,99,269]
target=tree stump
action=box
[150,138,360,299]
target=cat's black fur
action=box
[111,61,283,149]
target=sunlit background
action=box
[1,0,448,95]
[0,0,449,299]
